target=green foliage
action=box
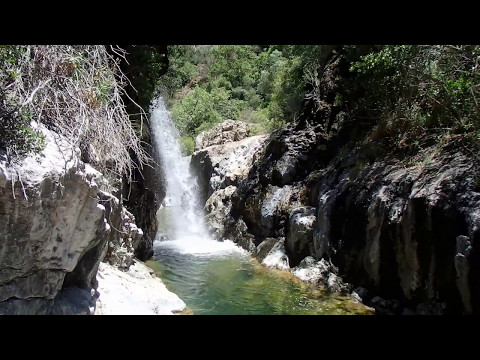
[162,45,198,92]
[180,136,195,156]
[121,45,169,139]
[0,46,46,156]
[209,45,260,90]
[0,100,46,156]
[163,45,328,154]
[347,45,480,148]
[170,87,222,136]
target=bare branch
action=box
[3,45,152,186]
[21,79,52,106]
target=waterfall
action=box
[150,97,209,240]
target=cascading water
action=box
[149,97,240,254]
[150,97,208,240]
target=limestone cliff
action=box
[0,123,144,314]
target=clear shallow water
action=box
[148,207,373,315]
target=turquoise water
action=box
[148,207,372,315]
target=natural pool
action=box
[147,207,372,315]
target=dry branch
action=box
[4,45,151,184]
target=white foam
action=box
[150,97,209,240]
[156,236,246,257]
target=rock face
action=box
[286,206,317,266]
[190,120,267,243]
[194,119,251,151]
[0,124,143,314]
[192,113,480,314]
[122,145,165,261]
[191,131,267,205]
[292,256,350,295]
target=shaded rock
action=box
[123,159,163,261]
[286,206,317,266]
[51,286,98,315]
[454,235,473,314]
[227,217,256,252]
[237,237,256,253]
[401,307,417,315]
[352,287,370,303]
[369,296,402,315]
[313,189,337,259]
[243,184,305,238]
[416,302,447,315]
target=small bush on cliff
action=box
[0,46,46,157]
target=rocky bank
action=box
[191,117,480,315]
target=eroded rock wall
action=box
[192,117,480,315]
[0,124,143,314]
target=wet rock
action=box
[454,235,473,314]
[243,184,305,238]
[286,206,317,266]
[292,256,350,295]
[369,296,402,315]
[236,237,256,253]
[123,158,164,262]
[256,237,282,262]
[352,287,370,303]
[416,302,447,315]
[228,218,256,252]
[259,238,290,271]
[313,189,337,259]
[204,185,238,239]
[401,307,417,315]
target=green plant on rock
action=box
[180,136,195,156]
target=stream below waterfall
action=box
[147,207,371,315]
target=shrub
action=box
[0,46,46,157]
[349,45,480,147]
[170,86,221,136]
[180,136,195,155]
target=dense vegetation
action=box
[346,45,480,150]
[161,45,480,156]
[116,45,169,140]
[160,45,325,154]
